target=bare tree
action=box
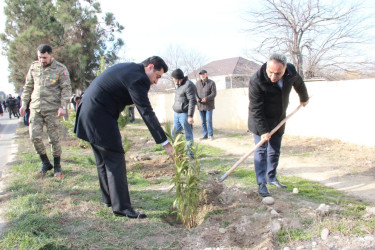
[162,44,185,72]
[150,44,207,93]
[164,44,207,81]
[245,0,374,80]
[180,49,208,82]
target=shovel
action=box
[219,103,304,182]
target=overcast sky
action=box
[98,0,257,62]
[1,0,374,95]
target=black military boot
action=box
[53,156,63,178]
[37,154,53,176]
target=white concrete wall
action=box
[286,79,375,146]
[147,78,375,146]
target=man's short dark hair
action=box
[37,44,53,54]
[269,53,287,67]
[142,56,168,73]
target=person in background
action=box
[74,95,82,106]
[15,96,21,117]
[248,53,309,197]
[196,70,216,140]
[171,68,197,159]
[0,101,3,119]
[6,94,18,119]
[2,101,7,113]
[128,104,135,123]
[70,94,77,112]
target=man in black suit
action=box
[74,56,174,219]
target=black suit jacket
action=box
[248,63,309,137]
[74,63,167,153]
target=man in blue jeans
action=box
[171,68,197,158]
[196,70,217,140]
[248,53,309,197]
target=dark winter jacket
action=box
[74,63,167,153]
[6,97,16,107]
[172,77,197,117]
[196,78,216,111]
[248,62,309,136]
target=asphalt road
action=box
[0,114,19,169]
[0,113,20,234]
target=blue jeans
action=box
[253,134,282,185]
[172,112,194,157]
[199,110,213,137]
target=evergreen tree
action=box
[0,0,124,91]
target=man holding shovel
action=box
[248,53,309,197]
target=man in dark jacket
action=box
[6,94,18,119]
[171,68,197,158]
[2,101,7,113]
[196,70,216,140]
[74,56,174,219]
[0,100,3,118]
[248,53,309,197]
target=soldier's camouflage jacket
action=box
[22,59,72,112]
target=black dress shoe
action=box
[104,203,111,207]
[258,184,270,197]
[268,179,287,188]
[113,208,147,219]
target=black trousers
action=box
[91,144,131,211]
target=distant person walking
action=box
[2,101,7,113]
[196,70,216,140]
[0,100,3,127]
[20,44,72,178]
[171,68,197,159]
[6,94,18,119]
[74,56,174,219]
[0,101,3,117]
[128,104,135,123]
[248,53,309,197]
[15,96,21,117]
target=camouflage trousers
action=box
[29,109,62,157]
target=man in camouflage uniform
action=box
[20,44,72,178]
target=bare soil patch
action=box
[128,154,174,178]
